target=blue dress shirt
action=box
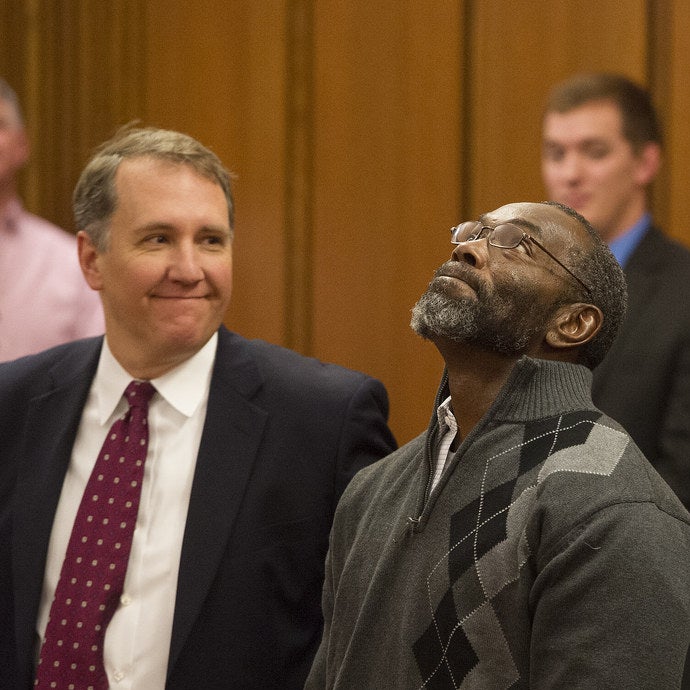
[608,213,652,267]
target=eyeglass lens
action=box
[449,221,591,293]
[450,222,523,247]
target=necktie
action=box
[35,380,156,690]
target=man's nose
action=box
[451,238,489,267]
[451,237,489,268]
[168,245,205,282]
[559,152,584,181]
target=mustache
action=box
[433,260,482,292]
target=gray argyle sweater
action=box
[306,357,690,689]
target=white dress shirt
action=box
[431,395,458,492]
[36,333,217,689]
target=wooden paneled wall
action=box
[2,1,689,443]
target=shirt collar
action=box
[94,332,218,424]
[608,213,652,267]
[436,395,457,435]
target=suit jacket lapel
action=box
[13,339,101,680]
[168,329,268,673]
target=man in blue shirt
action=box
[542,72,690,512]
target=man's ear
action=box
[545,303,603,350]
[633,141,661,187]
[77,231,104,291]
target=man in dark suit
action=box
[0,126,396,689]
[542,72,690,509]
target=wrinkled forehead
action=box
[481,202,584,249]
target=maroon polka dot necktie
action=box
[35,380,156,690]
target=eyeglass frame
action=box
[450,221,592,295]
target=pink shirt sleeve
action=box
[0,202,105,362]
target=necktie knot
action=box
[125,380,156,409]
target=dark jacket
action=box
[0,326,396,689]
[592,226,690,509]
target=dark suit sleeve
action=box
[165,333,397,690]
[305,380,395,688]
[657,335,690,508]
[305,524,336,690]
[332,376,397,510]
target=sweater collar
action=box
[490,356,594,421]
[430,356,594,433]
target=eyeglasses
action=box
[450,221,591,294]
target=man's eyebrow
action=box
[137,222,174,232]
[135,222,231,235]
[512,218,543,235]
[477,215,544,236]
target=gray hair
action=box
[73,126,235,251]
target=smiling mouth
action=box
[153,295,209,300]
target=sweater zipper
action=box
[406,370,449,535]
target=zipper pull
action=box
[405,515,421,535]
[394,516,421,543]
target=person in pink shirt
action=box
[0,78,103,362]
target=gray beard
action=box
[410,275,552,356]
